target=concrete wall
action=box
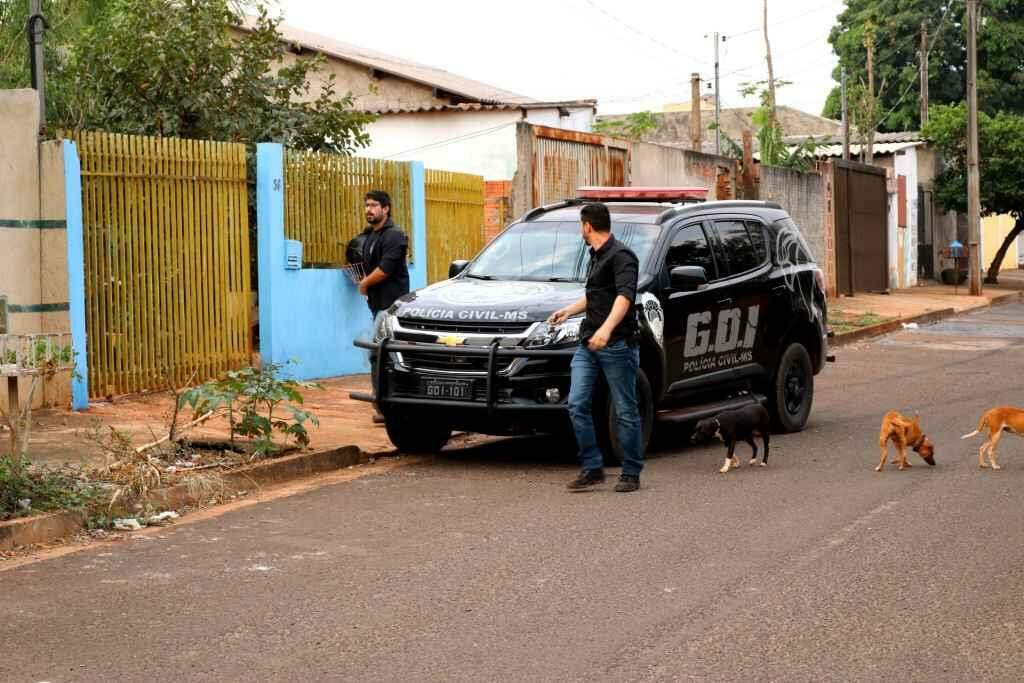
[0,90,80,410]
[760,166,827,269]
[630,143,737,199]
[257,144,427,380]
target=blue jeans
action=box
[568,341,643,476]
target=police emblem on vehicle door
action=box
[681,304,760,375]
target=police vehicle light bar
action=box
[576,186,708,201]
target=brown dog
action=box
[961,407,1024,470]
[877,411,936,472]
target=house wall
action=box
[362,109,521,180]
[981,214,1020,274]
[892,147,919,288]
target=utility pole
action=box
[966,0,983,295]
[841,67,850,161]
[919,20,930,127]
[713,32,722,155]
[763,0,776,129]
[864,27,876,165]
[27,0,47,136]
[690,73,703,152]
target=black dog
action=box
[693,404,772,473]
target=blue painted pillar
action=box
[63,140,88,410]
[257,143,285,371]
[409,161,428,290]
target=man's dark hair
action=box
[365,190,392,212]
[580,202,611,232]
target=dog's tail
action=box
[962,413,988,440]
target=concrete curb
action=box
[0,510,87,552]
[0,445,368,551]
[832,290,1023,348]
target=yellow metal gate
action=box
[284,150,413,266]
[69,131,251,397]
[425,169,486,283]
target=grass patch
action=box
[0,459,104,521]
[828,311,892,335]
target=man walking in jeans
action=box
[548,203,643,493]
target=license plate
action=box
[421,378,474,400]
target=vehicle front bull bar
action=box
[352,338,576,414]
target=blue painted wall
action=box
[63,141,88,410]
[257,144,427,380]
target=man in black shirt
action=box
[358,190,410,317]
[357,190,410,425]
[549,203,643,493]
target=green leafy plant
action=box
[740,80,823,172]
[179,362,321,458]
[0,459,102,521]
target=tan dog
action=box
[961,407,1024,470]
[877,411,936,472]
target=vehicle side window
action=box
[666,224,716,280]
[713,220,761,276]
[746,221,768,263]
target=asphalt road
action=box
[5,303,1024,682]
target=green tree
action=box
[593,111,658,140]
[923,103,1024,284]
[0,0,374,152]
[737,80,823,172]
[824,0,1024,131]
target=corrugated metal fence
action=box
[66,130,251,397]
[284,150,412,265]
[425,169,486,283]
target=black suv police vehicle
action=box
[355,187,830,461]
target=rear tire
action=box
[383,407,452,454]
[595,368,654,467]
[769,342,814,433]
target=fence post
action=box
[63,140,88,410]
[257,143,285,371]
[408,161,428,291]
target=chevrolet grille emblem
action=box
[436,335,466,347]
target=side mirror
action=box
[670,265,708,291]
[449,260,470,278]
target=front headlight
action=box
[525,316,584,348]
[373,312,396,341]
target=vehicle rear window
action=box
[773,217,815,265]
[666,224,716,279]
[746,221,768,263]
[713,220,762,276]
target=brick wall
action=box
[484,180,512,243]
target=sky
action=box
[277,0,848,118]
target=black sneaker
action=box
[566,469,605,491]
[614,475,640,493]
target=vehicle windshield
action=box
[465,221,658,281]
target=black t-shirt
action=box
[360,219,410,313]
[580,234,639,346]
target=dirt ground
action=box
[14,375,397,470]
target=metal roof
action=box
[241,17,536,106]
[366,100,597,115]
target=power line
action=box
[727,1,842,40]
[874,0,958,129]
[579,0,709,67]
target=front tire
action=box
[595,368,654,467]
[769,342,814,433]
[384,407,452,454]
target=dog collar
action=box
[911,433,926,450]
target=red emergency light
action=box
[576,186,708,202]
